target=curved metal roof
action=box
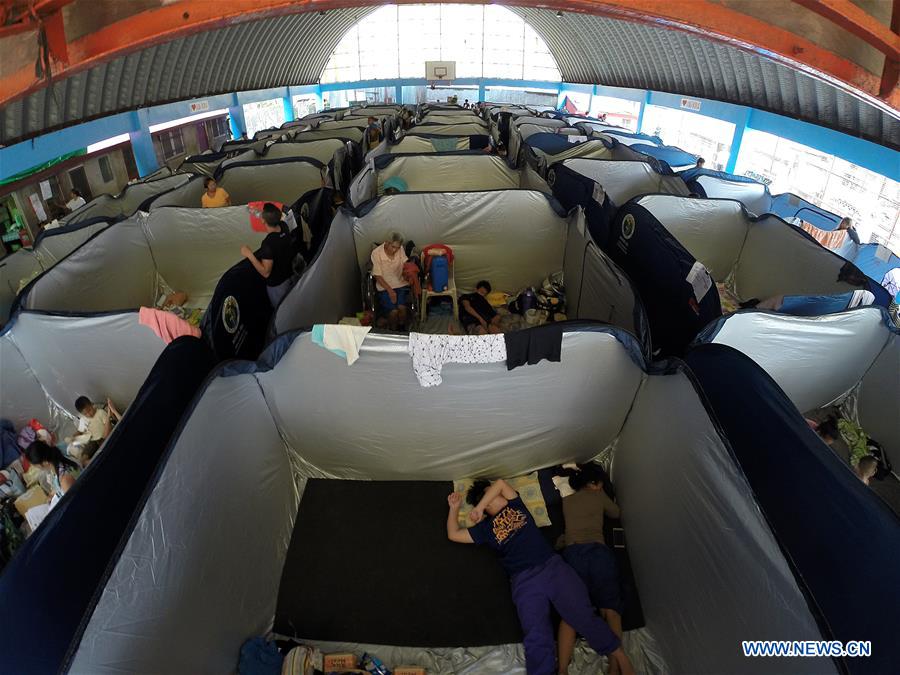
[1,4,898,149]
[510,7,899,149]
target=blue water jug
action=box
[431,255,449,291]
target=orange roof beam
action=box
[790,0,899,60]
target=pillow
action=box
[454,471,551,528]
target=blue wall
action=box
[1,77,897,184]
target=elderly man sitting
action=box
[371,232,412,331]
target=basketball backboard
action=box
[425,61,456,82]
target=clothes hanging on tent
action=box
[504,324,563,370]
[138,307,201,343]
[311,324,371,365]
[408,332,506,387]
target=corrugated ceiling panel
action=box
[0,5,897,149]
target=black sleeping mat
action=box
[274,479,523,647]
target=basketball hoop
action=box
[425,61,456,90]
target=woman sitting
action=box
[26,440,80,500]
[201,177,231,208]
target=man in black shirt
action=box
[460,280,501,334]
[240,203,294,308]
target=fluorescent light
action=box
[148,108,229,133]
[86,133,131,153]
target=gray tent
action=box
[20,206,267,314]
[293,126,365,144]
[509,122,585,168]
[408,122,492,137]
[633,194,866,302]
[348,154,549,207]
[177,149,257,177]
[0,310,169,438]
[0,219,112,323]
[525,137,638,176]
[366,134,485,160]
[60,173,192,226]
[148,158,328,210]
[61,326,836,674]
[550,158,690,206]
[697,307,900,473]
[274,189,647,349]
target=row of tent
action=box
[0,102,897,674]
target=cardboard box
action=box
[14,484,48,517]
[394,668,426,675]
[323,653,358,671]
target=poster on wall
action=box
[28,193,47,222]
[39,181,53,199]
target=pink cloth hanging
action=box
[139,307,201,343]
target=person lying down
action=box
[446,479,635,675]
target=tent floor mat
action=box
[274,479,523,647]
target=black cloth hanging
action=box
[504,323,563,370]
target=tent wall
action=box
[0,331,58,431]
[33,219,110,267]
[257,139,345,164]
[0,250,43,322]
[21,207,266,313]
[218,160,326,206]
[636,195,748,281]
[526,137,635,174]
[767,192,841,230]
[686,345,900,675]
[143,206,265,308]
[60,174,191,225]
[177,149,256,177]
[259,330,643,480]
[615,367,834,674]
[295,127,365,144]
[0,338,218,675]
[857,335,900,471]
[699,309,893,415]
[419,115,487,127]
[694,174,771,215]
[408,123,492,137]
[351,191,567,295]
[274,208,361,334]
[22,221,157,312]
[607,201,722,357]
[350,154,537,206]
[148,175,206,210]
[376,135,479,156]
[557,159,690,207]
[4,311,166,423]
[149,159,326,209]
[69,374,292,675]
[563,211,647,351]
[736,215,856,300]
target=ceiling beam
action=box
[0,0,896,113]
[790,0,899,60]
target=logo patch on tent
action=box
[622,214,636,240]
[222,296,240,334]
[547,169,556,187]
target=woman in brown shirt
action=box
[558,463,625,675]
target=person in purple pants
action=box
[446,479,635,675]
